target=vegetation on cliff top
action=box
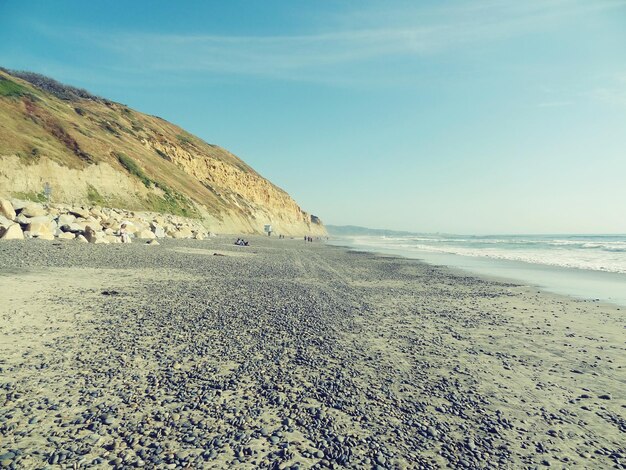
[0,76,30,98]
[0,67,105,102]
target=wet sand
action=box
[0,237,624,469]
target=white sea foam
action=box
[346,234,626,274]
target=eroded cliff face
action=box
[0,69,326,236]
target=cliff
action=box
[0,68,325,236]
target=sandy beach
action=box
[0,237,624,469]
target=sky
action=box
[1,0,625,234]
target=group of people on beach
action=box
[234,238,249,246]
[304,236,314,242]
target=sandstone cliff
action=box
[0,68,325,236]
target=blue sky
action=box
[1,0,625,233]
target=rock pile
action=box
[0,199,212,243]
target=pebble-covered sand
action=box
[0,237,624,469]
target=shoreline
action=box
[1,237,624,468]
[327,238,626,308]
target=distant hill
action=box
[326,225,417,237]
[0,68,325,235]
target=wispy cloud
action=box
[32,0,626,85]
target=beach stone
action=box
[0,200,16,220]
[21,204,47,217]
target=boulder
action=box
[94,238,110,244]
[101,217,118,228]
[170,227,193,239]
[0,200,16,220]
[194,232,204,240]
[75,234,89,243]
[0,223,24,240]
[90,207,104,218]
[16,214,32,225]
[58,232,75,240]
[61,223,83,233]
[0,215,13,228]
[136,229,156,240]
[150,223,166,238]
[21,204,47,218]
[10,199,29,211]
[122,223,139,234]
[57,214,76,226]
[27,222,55,240]
[105,235,121,244]
[146,239,160,246]
[76,220,103,232]
[69,208,91,219]
[28,215,55,228]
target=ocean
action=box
[329,234,626,306]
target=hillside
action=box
[0,68,325,236]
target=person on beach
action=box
[119,224,131,244]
